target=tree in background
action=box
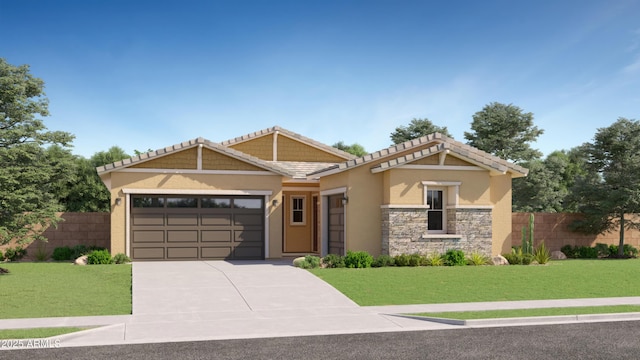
[332,141,367,157]
[512,148,587,212]
[55,146,130,212]
[0,58,74,245]
[390,118,452,144]
[566,118,640,257]
[464,102,543,163]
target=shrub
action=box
[394,254,410,267]
[372,254,395,267]
[560,245,577,259]
[407,253,423,267]
[444,249,466,266]
[608,244,639,258]
[112,253,131,264]
[53,246,73,261]
[87,249,114,265]
[344,251,373,268]
[425,252,444,266]
[503,252,520,265]
[298,255,321,269]
[323,254,345,268]
[594,243,610,258]
[533,242,551,264]
[467,251,490,266]
[522,253,534,265]
[71,245,89,259]
[3,246,26,262]
[0,249,3,261]
[577,246,598,259]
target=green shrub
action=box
[533,242,551,265]
[71,245,89,259]
[467,251,490,266]
[53,246,73,261]
[323,254,345,268]
[3,246,26,262]
[560,245,577,259]
[522,253,534,265]
[425,252,444,266]
[444,249,466,266]
[112,253,131,264]
[407,253,423,267]
[297,255,321,269]
[608,244,639,258]
[594,243,610,258]
[577,246,598,259]
[87,249,114,265]
[394,254,410,267]
[344,251,373,268]
[372,254,395,267]
[503,252,520,265]
[0,249,3,261]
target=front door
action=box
[283,191,316,253]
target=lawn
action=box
[0,327,86,339]
[414,305,640,320]
[0,263,131,319]
[308,259,640,306]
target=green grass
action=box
[308,259,640,306]
[0,263,131,319]
[0,327,87,339]
[414,305,640,320]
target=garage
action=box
[130,195,265,260]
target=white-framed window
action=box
[291,195,306,225]
[422,181,461,234]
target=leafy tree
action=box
[56,146,130,212]
[512,159,564,212]
[566,118,640,256]
[390,118,452,144]
[464,102,543,163]
[0,58,74,246]
[332,141,367,157]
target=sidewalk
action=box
[3,297,640,348]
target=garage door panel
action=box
[131,195,264,260]
[132,230,165,243]
[201,214,232,226]
[167,230,198,242]
[132,247,165,259]
[202,230,232,242]
[201,247,233,258]
[133,214,165,226]
[235,230,262,242]
[234,214,262,226]
[167,247,199,259]
[167,214,198,226]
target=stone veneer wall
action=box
[381,207,492,256]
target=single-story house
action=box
[97,126,527,261]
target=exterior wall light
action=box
[341,196,349,205]
[272,199,278,206]
[115,198,122,206]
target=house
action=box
[97,126,527,261]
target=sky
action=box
[2,0,639,159]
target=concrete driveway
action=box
[132,260,358,316]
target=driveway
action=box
[132,260,358,316]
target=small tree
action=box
[332,141,367,157]
[567,118,640,257]
[464,102,543,163]
[0,58,74,247]
[390,118,452,144]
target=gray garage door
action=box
[130,195,264,260]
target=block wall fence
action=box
[3,212,640,260]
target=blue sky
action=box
[2,0,639,158]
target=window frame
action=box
[290,195,306,226]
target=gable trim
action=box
[393,165,486,172]
[117,168,281,176]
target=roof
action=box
[309,133,528,178]
[220,125,357,161]
[96,137,296,177]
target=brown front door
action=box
[328,194,345,255]
[283,191,315,253]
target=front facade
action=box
[97,126,527,261]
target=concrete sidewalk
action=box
[2,261,640,348]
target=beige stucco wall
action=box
[385,169,491,205]
[106,172,284,259]
[490,174,513,255]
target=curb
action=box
[390,312,640,327]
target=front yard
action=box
[0,263,131,319]
[308,259,640,306]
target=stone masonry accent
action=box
[382,207,492,256]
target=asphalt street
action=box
[3,321,640,360]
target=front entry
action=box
[283,191,318,253]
